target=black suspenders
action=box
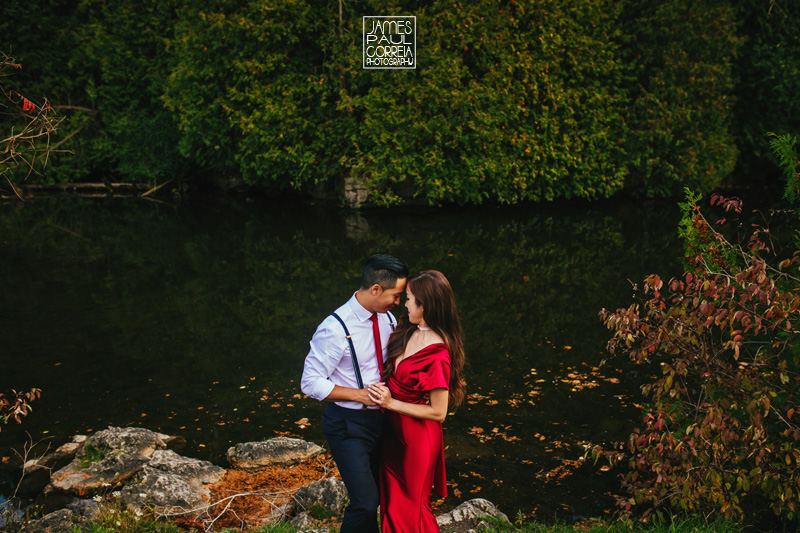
[331,312,395,391]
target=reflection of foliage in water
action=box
[0,196,683,518]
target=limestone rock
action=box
[290,512,315,529]
[147,450,224,483]
[436,499,509,530]
[24,508,89,533]
[89,427,173,456]
[293,477,347,516]
[49,452,150,496]
[18,437,85,498]
[48,427,175,496]
[118,450,224,513]
[227,437,324,470]
[343,176,369,208]
[120,469,202,512]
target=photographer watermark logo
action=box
[363,16,416,69]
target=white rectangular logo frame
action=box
[363,16,416,70]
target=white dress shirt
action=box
[301,293,397,410]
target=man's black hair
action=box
[361,254,409,290]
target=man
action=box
[301,254,408,533]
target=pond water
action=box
[0,192,688,522]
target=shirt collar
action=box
[348,292,375,323]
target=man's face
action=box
[374,277,407,313]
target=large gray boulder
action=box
[48,452,150,497]
[48,427,175,497]
[119,450,225,513]
[227,437,324,470]
[436,499,510,531]
[90,427,174,455]
[147,449,224,483]
[293,477,347,516]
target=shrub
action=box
[599,184,800,522]
[0,388,41,429]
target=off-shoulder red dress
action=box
[380,343,451,533]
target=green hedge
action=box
[2,0,797,203]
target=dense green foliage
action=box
[599,143,800,522]
[1,0,798,202]
[160,0,630,204]
[344,0,628,204]
[77,0,186,184]
[769,133,799,207]
[733,1,800,178]
[165,0,334,191]
[619,0,739,197]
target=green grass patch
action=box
[75,502,184,533]
[307,502,334,520]
[70,499,742,533]
[77,442,109,470]
[478,514,742,533]
[219,522,298,533]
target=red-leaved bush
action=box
[599,189,800,522]
[0,388,41,430]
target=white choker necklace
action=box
[418,326,431,331]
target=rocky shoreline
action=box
[1,426,509,533]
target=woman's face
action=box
[405,286,425,325]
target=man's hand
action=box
[325,384,378,406]
[354,387,378,406]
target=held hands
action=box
[367,382,393,409]
[356,387,379,407]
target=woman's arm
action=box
[367,384,449,422]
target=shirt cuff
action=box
[304,378,335,401]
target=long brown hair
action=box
[382,270,466,407]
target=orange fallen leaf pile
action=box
[171,454,339,531]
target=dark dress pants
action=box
[323,403,385,533]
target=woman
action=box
[367,270,466,532]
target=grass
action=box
[71,500,314,533]
[77,442,109,470]
[66,500,743,533]
[477,514,743,532]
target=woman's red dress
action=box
[380,343,451,533]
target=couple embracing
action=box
[300,254,466,533]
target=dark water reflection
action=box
[0,193,685,521]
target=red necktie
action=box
[369,313,384,373]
